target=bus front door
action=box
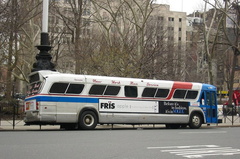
[204,91,218,123]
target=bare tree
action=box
[201,0,224,85]
[90,0,163,78]
[204,0,240,106]
[0,0,42,99]
[52,0,92,74]
[223,1,240,106]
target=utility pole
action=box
[32,0,55,72]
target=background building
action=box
[2,0,239,99]
[47,1,188,80]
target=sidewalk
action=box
[1,117,240,131]
[0,120,60,131]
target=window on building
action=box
[83,8,90,16]
[102,12,109,20]
[83,0,90,5]
[178,45,182,50]
[82,18,90,26]
[64,0,70,3]
[168,17,174,21]
[168,36,174,41]
[56,17,59,24]
[234,79,240,83]
[158,16,164,21]
[49,16,55,24]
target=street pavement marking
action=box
[147,145,240,158]
[147,145,219,149]
[179,131,227,134]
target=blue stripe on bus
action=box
[25,96,99,103]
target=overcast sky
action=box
[156,0,210,14]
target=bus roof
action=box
[39,71,204,90]
[201,83,217,91]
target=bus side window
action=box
[66,84,84,94]
[89,85,106,95]
[185,90,198,99]
[49,83,69,94]
[173,90,187,99]
[104,86,120,96]
[142,88,157,97]
[200,92,205,105]
[155,89,169,98]
[125,86,138,97]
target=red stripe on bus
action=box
[166,82,193,99]
[172,82,193,89]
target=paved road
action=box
[1,126,240,159]
[1,114,240,130]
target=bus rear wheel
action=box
[78,111,97,130]
[189,113,202,129]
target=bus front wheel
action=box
[189,113,202,129]
[78,111,97,130]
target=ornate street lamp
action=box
[32,0,55,72]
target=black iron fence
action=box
[0,99,24,129]
[218,105,240,125]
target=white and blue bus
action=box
[24,71,218,130]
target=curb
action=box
[1,123,240,131]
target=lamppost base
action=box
[31,33,56,72]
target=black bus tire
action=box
[78,111,97,130]
[189,112,203,129]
